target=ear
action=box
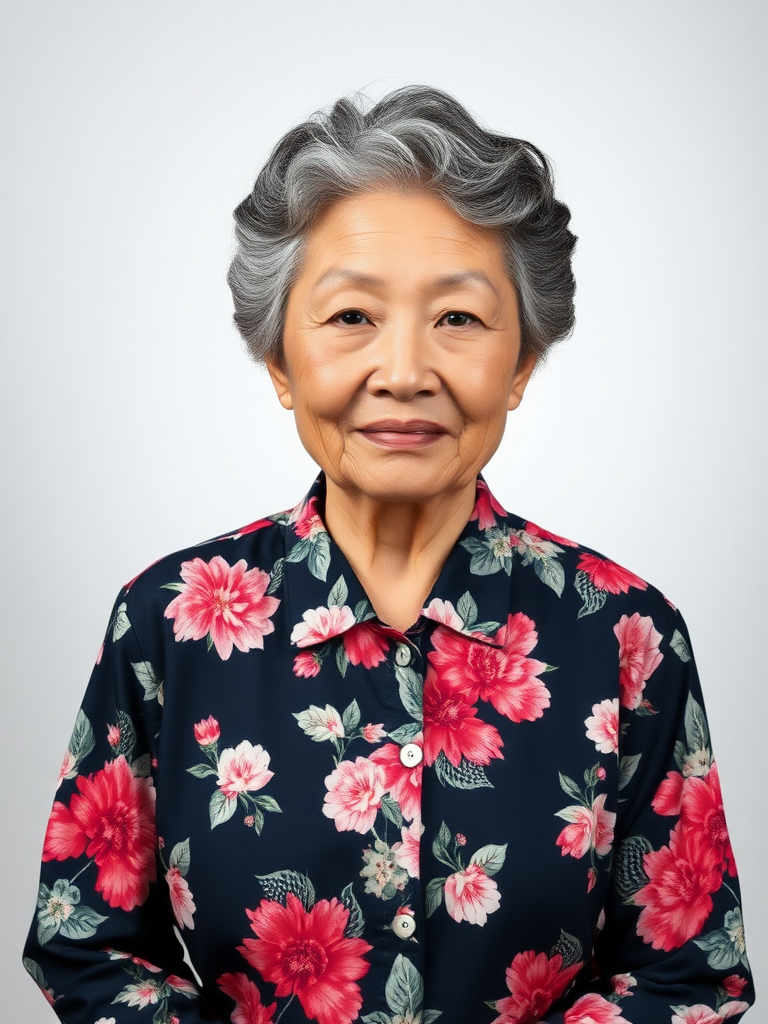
[507,351,538,411]
[264,355,294,411]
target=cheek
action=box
[451,357,516,423]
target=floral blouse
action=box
[24,472,754,1024]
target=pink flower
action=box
[614,613,663,710]
[635,823,723,951]
[492,949,584,1023]
[523,521,579,547]
[421,598,465,631]
[564,993,629,1023]
[596,766,607,781]
[194,716,220,747]
[679,762,736,877]
[239,894,371,1024]
[428,614,550,724]
[456,832,467,846]
[394,820,422,878]
[671,1004,750,1024]
[444,863,501,925]
[577,553,647,595]
[610,973,636,997]
[218,971,277,1024]
[291,605,356,647]
[587,867,597,892]
[166,866,196,930]
[217,741,274,801]
[164,555,280,660]
[95,642,105,665]
[422,666,504,767]
[369,742,422,822]
[653,770,686,816]
[43,756,156,911]
[343,621,389,667]
[556,794,616,859]
[584,699,619,755]
[57,749,76,790]
[107,724,121,748]
[291,495,325,539]
[470,480,508,529]
[362,723,386,743]
[293,652,322,677]
[722,975,748,998]
[323,757,386,833]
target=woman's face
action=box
[267,188,536,504]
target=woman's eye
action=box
[441,311,478,328]
[334,310,370,326]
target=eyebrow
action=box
[311,268,501,297]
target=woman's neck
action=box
[322,476,478,633]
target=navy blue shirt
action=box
[24,473,754,1023]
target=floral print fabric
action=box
[24,472,754,1023]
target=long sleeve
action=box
[544,605,755,1023]
[22,586,222,1023]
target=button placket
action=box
[398,742,423,768]
[394,643,412,667]
[391,911,417,939]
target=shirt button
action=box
[394,643,412,666]
[391,913,416,939]
[399,742,423,768]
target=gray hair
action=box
[228,85,576,366]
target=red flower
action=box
[164,555,280,660]
[343,622,389,668]
[239,894,371,1024]
[523,521,579,547]
[293,652,322,677]
[470,480,508,529]
[218,971,276,1024]
[429,614,550,724]
[613,613,663,710]
[679,762,736,877]
[369,742,422,822]
[564,993,629,1023]
[194,715,220,747]
[577,553,647,595]
[556,794,615,859]
[653,770,686,816]
[722,975,748,998]
[43,756,156,911]
[635,823,723,951]
[422,665,504,767]
[492,949,584,1023]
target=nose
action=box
[365,320,440,400]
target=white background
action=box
[2,1,766,1019]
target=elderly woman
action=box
[24,86,754,1024]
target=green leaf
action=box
[380,795,403,829]
[115,709,137,761]
[385,953,423,1018]
[354,599,372,622]
[684,692,710,753]
[673,740,687,771]
[361,1014,392,1024]
[461,537,505,576]
[187,763,218,779]
[209,789,237,829]
[251,805,265,835]
[285,537,311,563]
[328,574,349,608]
[335,643,350,678]
[456,591,477,628]
[534,556,565,597]
[131,753,152,778]
[308,533,331,581]
[558,772,584,802]
[614,835,653,902]
[434,753,493,790]
[160,581,186,592]
[470,843,507,877]
[694,928,741,970]
[432,820,453,867]
[266,557,284,596]
[574,570,608,618]
[425,877,446,917]
[255,870,315,910]
[396,665,423,720]
[111,602,131,640]
[670,628,691,662]
[423,1010,443,1024]
[340,882,365,938]
[252,793,282,813]
[618,753,642,791]
[169,839,191,876]
[342,699,361,734]
[387,722,421,744]
[67,709,95,768]
[131,661,163,702]
[36,916,60,946]
[549,929,584,969]
[60,904,108,940]
[22,958,48,990]
[470,620,501,635]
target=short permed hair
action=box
[228,85,576,366]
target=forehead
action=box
[299,188,509,282]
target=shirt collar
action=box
[279,471,522,650]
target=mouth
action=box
[357,419,449,450]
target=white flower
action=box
[294,704,344,742]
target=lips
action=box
[357,419,449,449]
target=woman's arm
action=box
[22,587,222,1023]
